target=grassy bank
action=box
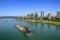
[15,18,60,26]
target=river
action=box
[0,18,60,40]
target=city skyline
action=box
[0,0,60,16]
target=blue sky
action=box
[0,0,60,16]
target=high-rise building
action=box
[30,13,35,19]
[46,13,52,19]
[56,11,60,18]
[27,14,30,18]
[41,11,44,18]
[40,11,44,20]
[35,12,38,18]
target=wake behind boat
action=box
[16,24,31,34]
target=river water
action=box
[0,18,60,40]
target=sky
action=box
[0,0,60,16]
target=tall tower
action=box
[41,11,44,18]
[57,11,60,18]
[35,12,38,18]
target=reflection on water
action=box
[0,19,60,40]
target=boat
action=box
[16,24,31,34]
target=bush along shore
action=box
[15,18,60,26]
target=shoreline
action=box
[15,18,60,26]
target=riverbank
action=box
[15,18,60,26]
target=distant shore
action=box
[15,18,60,26]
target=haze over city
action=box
[0,0,60,16]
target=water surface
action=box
[0,19,60,40]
